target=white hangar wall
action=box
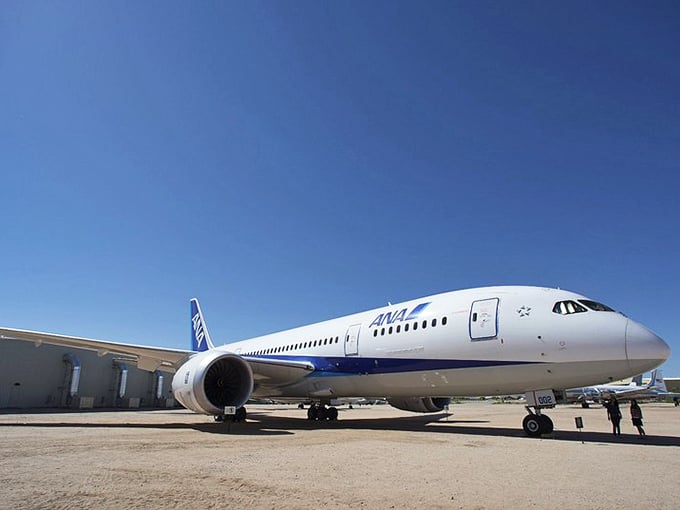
[0,339,176,409]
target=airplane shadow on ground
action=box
[1,411,679,446]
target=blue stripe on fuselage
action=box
[246,355,538,376]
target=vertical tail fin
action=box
[190,298,215,352]
[652,369,667,392]
[631,374,643,386]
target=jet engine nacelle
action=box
[171,350,254,415]
[388,397,451,413]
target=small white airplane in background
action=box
[641,370,680,400]
[0,286,670,436]
[565,372,655,405]
[566,369,679,405]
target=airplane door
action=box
[344,324,361,356]
[469,298,499,340]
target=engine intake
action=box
[172,351,254,415]
[388,397,451,413]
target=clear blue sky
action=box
[2,2,679,375]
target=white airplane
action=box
[564,372,655,405]
[636,370,680,400]
[0,286,670,436]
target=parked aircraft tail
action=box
[190,298,215,352]
[652,369,667,392]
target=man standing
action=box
[604,396,622,435]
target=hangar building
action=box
[0,339,176,410]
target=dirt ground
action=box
[1,400,679,510]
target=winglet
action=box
[190,298,215,352]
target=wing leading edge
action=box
[0,326,316,385]
[243,356,315,386]
[0,327,191,373]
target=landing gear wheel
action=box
[327,407,338,421]
[316,406,329,421]
[233,406,247,422]
[307,405,318,421]
[538,414,553,434]
[522,414,543,437]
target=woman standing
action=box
[630,399,645,436]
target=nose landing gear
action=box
[522,389,556,437]
[522,411,554,437]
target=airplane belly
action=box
[257,358,637,399]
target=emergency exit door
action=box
[469,298,499,340]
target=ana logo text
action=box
[369,302,431,328]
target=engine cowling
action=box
[171,350,254,415]
[388,397,451,413]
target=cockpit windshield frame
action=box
[552,300,588,315]
[578,300,615,312]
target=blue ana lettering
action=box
[369,302,431,328]
[192,312,205,346]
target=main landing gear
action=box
[307,402,339,421]
[213,406,247,423]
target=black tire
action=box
[328,407,338,421]
[538,414,553,434]
[522,414,542,437]
[233,406,247,422]
[307,405,318,421]
[317,406,329,421]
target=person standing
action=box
[630,399,645,436]
[604,396,622,435]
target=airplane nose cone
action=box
[626,319,670,372]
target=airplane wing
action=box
[607,386,655,399]
[0,327,191,373]
[0,327,316,385]
[242,356,315,386]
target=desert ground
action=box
[1,400,679,510]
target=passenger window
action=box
[422,320,427,329]
[432,318,437,327]
[396,325,401,333]
[405,323,410,332]
[413,322,418,331]
[442,317,447,326]
[388,326,393,334]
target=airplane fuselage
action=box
[210,286,667,400]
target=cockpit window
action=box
[578,300,615,312]
[552,300,588,315]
